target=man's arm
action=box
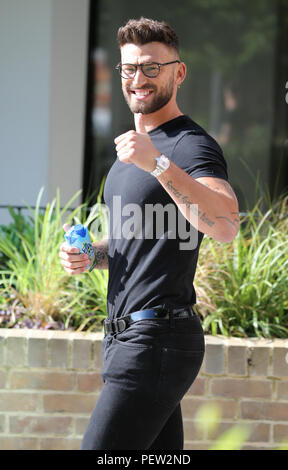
[156,161,239,243]
[115,114,239,243]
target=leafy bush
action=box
[0,207,35,270]
[195,196,288,338]
[0,187,108,331]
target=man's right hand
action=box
[59,224,90,275]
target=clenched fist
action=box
[114,113,160,172]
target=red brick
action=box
[72,339,92,369]
[0,370,6,389]
[93,340,103,371]
[0,414,5,433]
[247,422,270,442]
[182,398,238,420]
[276,381,288,400]
[211,378,272,399]
[6,337,26,366]
[241,401,288,421]
[43,393,98,413]
[75,417,89,436]
[187,377,206,396]
[49,339,69,368]
[184,441,210,450]
[206,421,270,443]
[272,348,288,377]
[248,347,270,376]
[228,345,247,376]
[10,371,75,391]
[242,443,277,450]
[0,437,39,450]
[273,424,288,443]
[28,338,47,367]
[207,421,236,440]
[77,373,103,392]
[183,420,200,441]
[39,438,81,450]
[0,392,41,412]
[9,416,73,435]
[204,343,224,374]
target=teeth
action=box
[133,90,150,95]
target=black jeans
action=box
[81,314,205,450]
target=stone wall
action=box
[0,329,288,450]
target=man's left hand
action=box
[114,113,161,172]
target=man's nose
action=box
[132,68,148,87]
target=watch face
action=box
[151,155,170,176]
[158,155,170,169]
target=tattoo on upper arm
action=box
[203,179,236,200]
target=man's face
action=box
[120,42,180,115]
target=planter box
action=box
[0,328,288,450]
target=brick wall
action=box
[0,329,288,450]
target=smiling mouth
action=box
[129,89,154,99]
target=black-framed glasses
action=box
[116,61,180,79]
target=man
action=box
[59,17,239,450]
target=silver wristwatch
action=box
[150,154,170,177]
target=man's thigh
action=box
[81,381,177,450]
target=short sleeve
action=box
[172,131,229,181]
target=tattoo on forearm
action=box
[165,178,240,233]
[93,248,105,264]
[165,180,215,227]
[92,243,108,269]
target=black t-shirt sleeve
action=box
[172,131,229,181]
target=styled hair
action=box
[117,17,179,54]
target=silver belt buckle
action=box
[116,318,126,333]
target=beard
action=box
[122,74,175,114]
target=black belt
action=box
[103,305,197,335]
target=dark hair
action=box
[117,17,179,54]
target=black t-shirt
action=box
[103,115,228,319]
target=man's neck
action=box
[138,103,184,132]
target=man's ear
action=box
[176,62,187,87]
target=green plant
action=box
[62,269,108,332]
[0,185,109,331]
[195,196,288,338]
[0,207,35,270]
[0,188,84,328]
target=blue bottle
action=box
[64,224,94,270]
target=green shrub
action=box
[0,187,108,331]
[195,196,288,338]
